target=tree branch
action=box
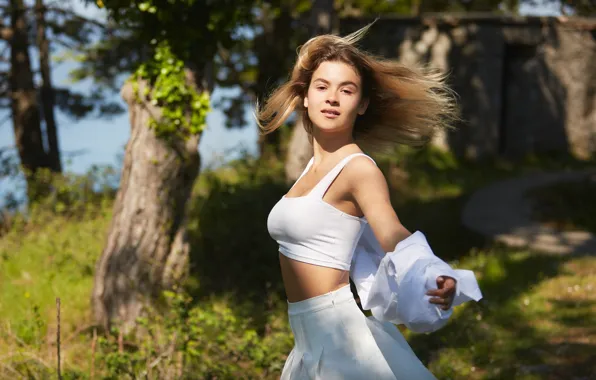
[45,6,107,29]
[52,37,81,51]
[0,4,107,31]
[216,43,254,94]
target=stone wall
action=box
[341,15,596,159]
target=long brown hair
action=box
[255,23,459,151]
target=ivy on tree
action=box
[132,40,211,140]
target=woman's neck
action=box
[311,128,357,164]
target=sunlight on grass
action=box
[403,249,596,379]
[0,208,111,353]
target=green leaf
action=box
[138,2,151,11]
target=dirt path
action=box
[461,169,596,255]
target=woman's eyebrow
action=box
[313,78,359,89]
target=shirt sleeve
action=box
[350,228,483,333]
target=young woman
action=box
[257,24,459,379]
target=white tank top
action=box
[267,153,376,271]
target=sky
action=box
[0,1,563,201]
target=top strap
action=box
[287,157,314,193]
[309,153,376,199]
[296,157,314,182]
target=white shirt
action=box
[350,225,483,333]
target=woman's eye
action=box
[342,89,353,95]
[317,86,326,90]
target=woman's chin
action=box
[313,119,346,131]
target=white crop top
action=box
[267,153,376,271]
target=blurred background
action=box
[0,0,595,379]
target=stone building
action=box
[341,15,596,160]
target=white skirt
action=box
[281,284,437,380]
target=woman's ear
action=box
[358,97,369,115]
[303,96,309,108]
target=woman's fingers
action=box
[426,288,451,297]
[429,296,453,310]
[428,279,457,310]
[429,297,448,305]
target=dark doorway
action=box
[499,43,568,157]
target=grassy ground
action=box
[0,208,112,378]
[408,248,596,379]
[0,150,594,379]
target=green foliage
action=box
[85,0,260,141]
[380,145,459,171]
[100,0,255,55]
[2,165,117,231]
[85,0,257,83]
[338,0,523,14]
[94,288,292,379]
[0,201,111,326]
[0,191,111,378]
[188,156,287,297]
[337,0,412,14]
[86,156,293,378]
[131,41,211,140]
[0,146,119,238]
[14,303,45,347]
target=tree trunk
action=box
[284,118,313,182]
[309,0,336,35]
[10,0,49,199]
[92,75,204,332]
[255,6,293,160]
[412,0,424,15]
[35,0,61,173]
[284,0,336,182]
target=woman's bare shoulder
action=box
[343,155,387,191]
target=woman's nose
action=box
[326,95,338,105]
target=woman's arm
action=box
[344,156,410,251]
[345,156,456,310]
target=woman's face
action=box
[304,60,368,134]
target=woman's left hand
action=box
[427,276,457,310]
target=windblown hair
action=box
[255,23,459,151]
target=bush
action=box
[0,164,118,237]
[95,289,292,379]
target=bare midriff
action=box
[279,253,350,302]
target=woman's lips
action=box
[321,109,340,119]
